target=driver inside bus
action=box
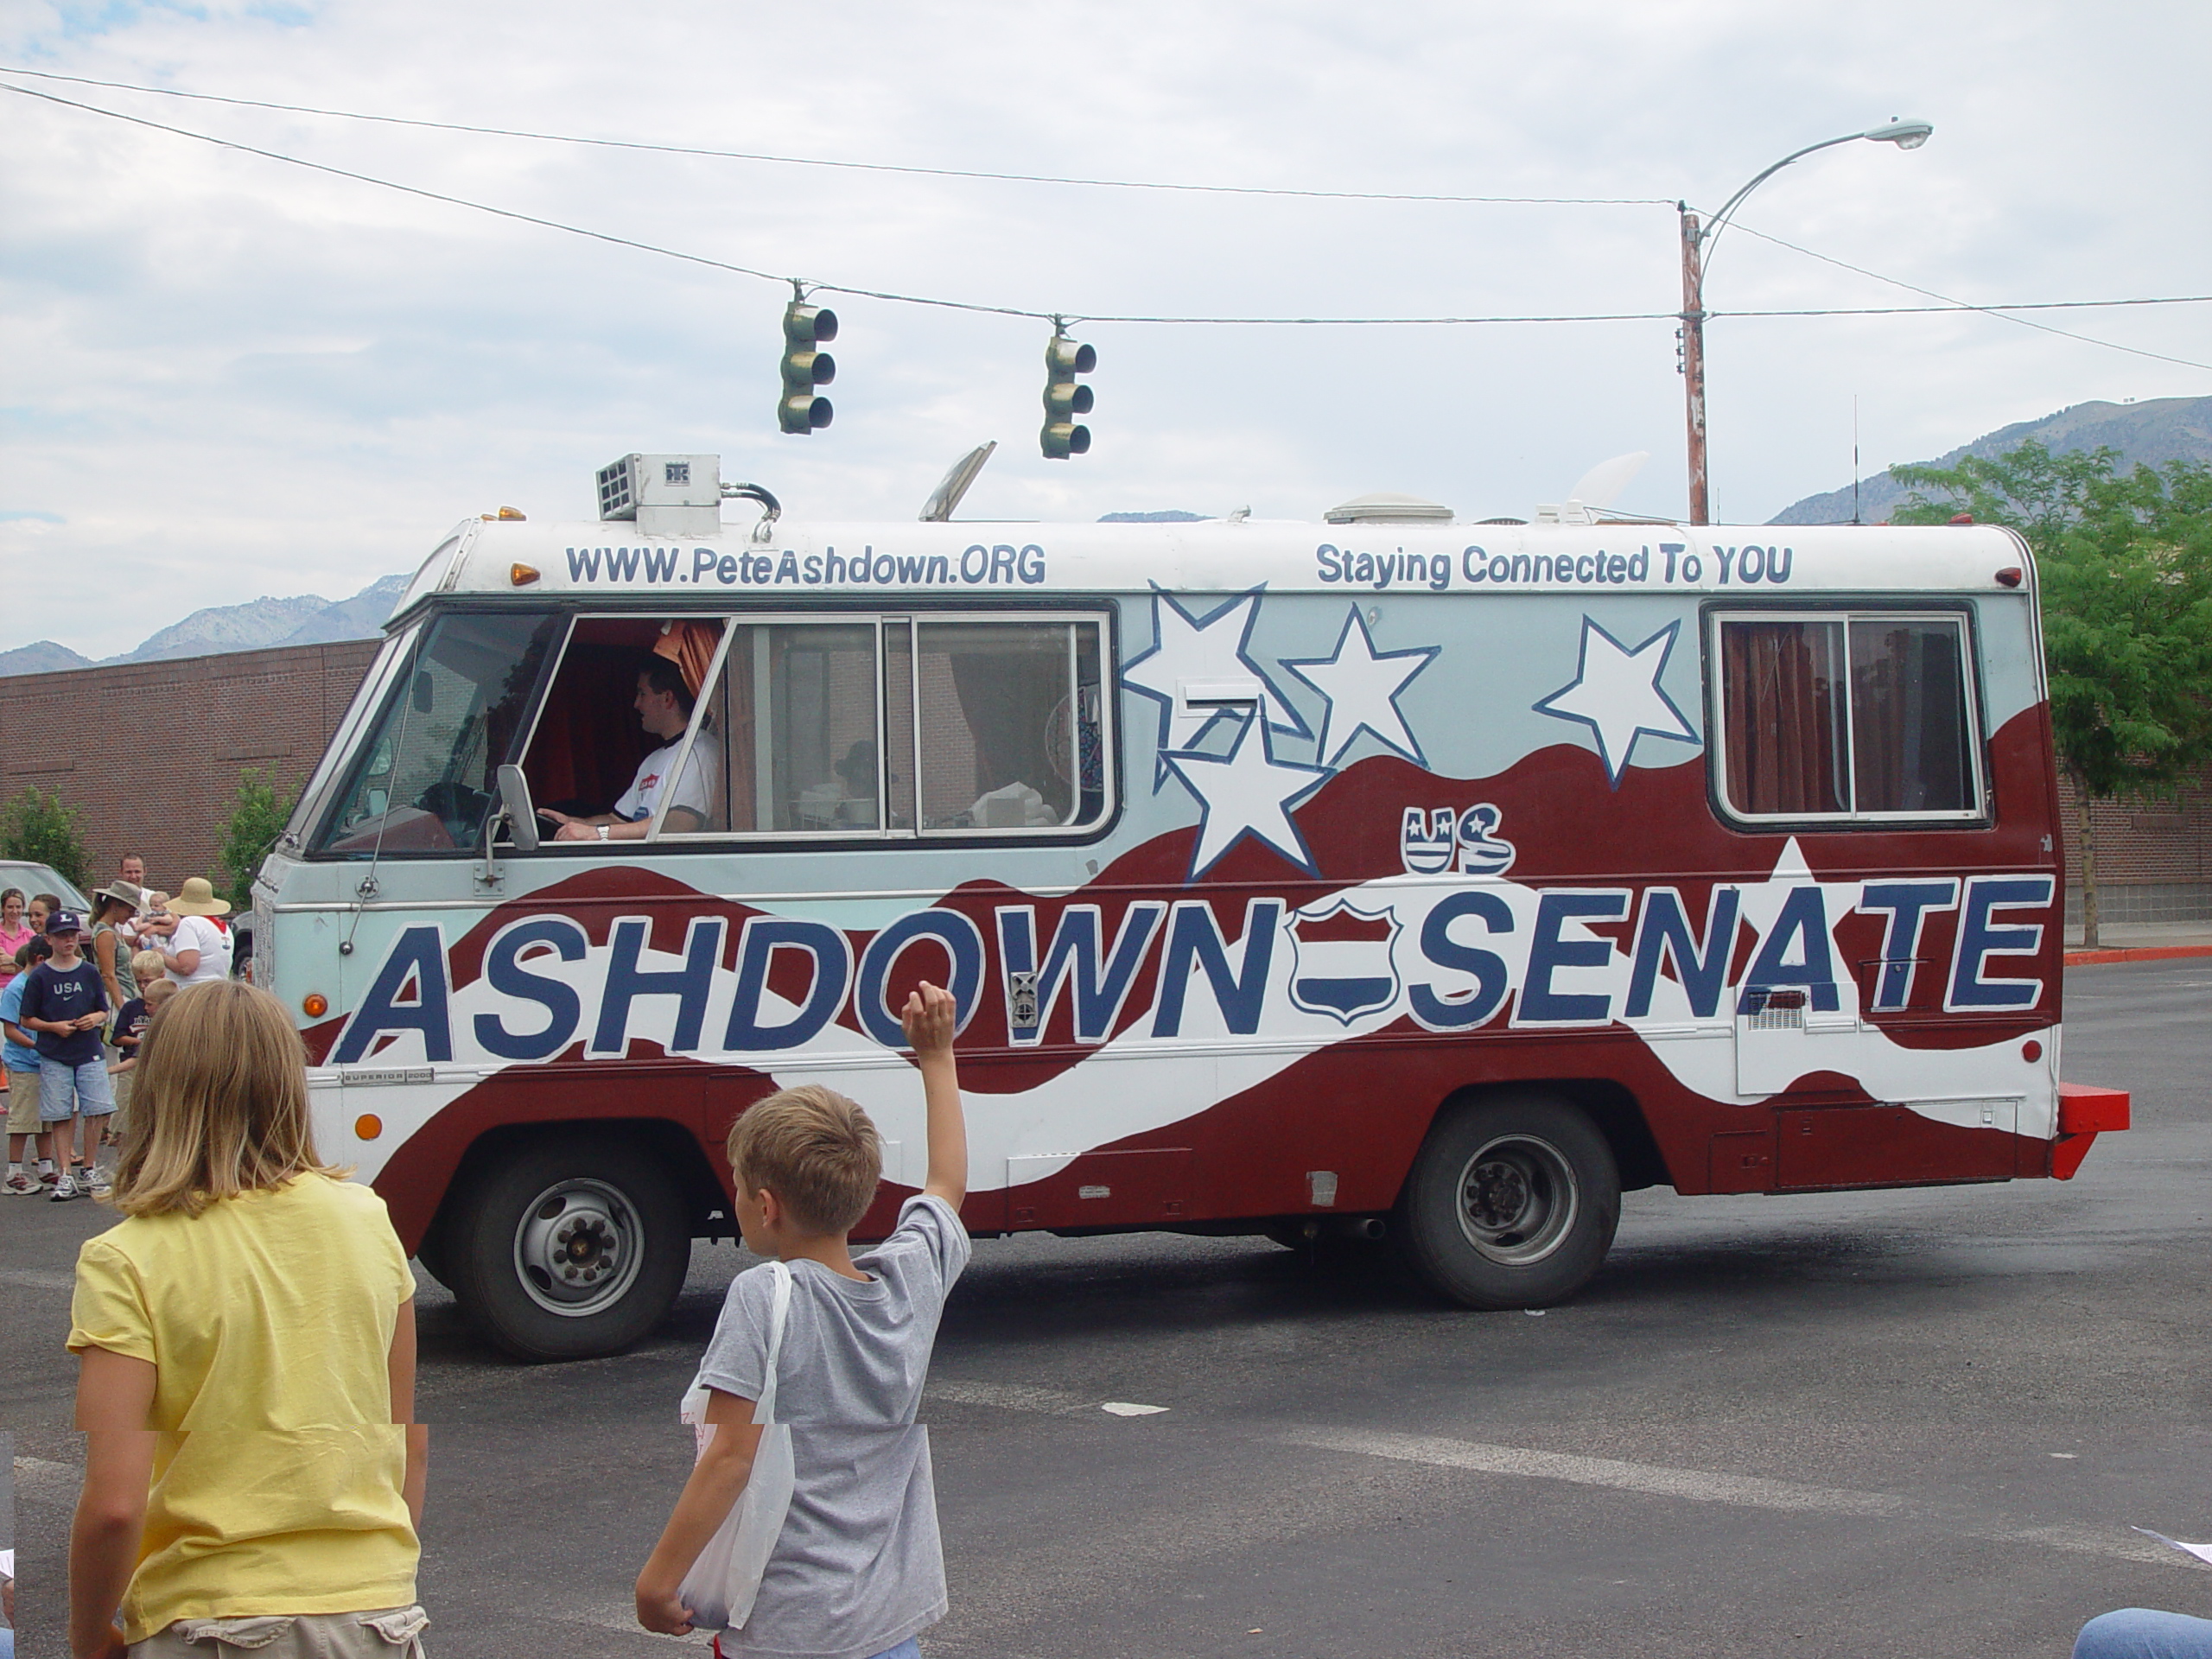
[539,653,718,842]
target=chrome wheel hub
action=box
[513,1179,645,1318]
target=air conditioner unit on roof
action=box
[595,454,724,536]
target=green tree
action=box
[1892,442,2212,945]
[216,767,299,914]
[1,785,91,891]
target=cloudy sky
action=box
[4,0,2209,659]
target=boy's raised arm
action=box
[900,982,966,1210]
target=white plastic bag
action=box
[677,1260,798,1632]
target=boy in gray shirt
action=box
[638,982,970,1659]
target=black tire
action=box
[1396,1091,1620,1309]
[412,1214,453,1293]
[444,1130,690,1362]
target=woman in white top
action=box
[150,878,234,987]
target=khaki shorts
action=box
[108,1045,133,1129]
[131,1607,428,1658]
[5,1066,40,1135]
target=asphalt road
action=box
[8,958,2212,1658]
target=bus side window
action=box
[912,619,1107,834]
[679,621,884,836]
[1714,610,1980,824]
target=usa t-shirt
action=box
[613,738,717,828]
[21,957,109,1065]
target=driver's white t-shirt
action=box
[613,738,718,827]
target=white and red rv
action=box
[251,454,2128,1358]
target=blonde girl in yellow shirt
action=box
[66,979,430,1659]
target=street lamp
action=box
[1677,119,1934,524]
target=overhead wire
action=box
[6,78,2210,364]
[0,62,1676,208]
[1719,220,2212,374]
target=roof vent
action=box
[1324,492,1453,525]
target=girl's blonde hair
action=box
[110,979,343,1217]
[130,949,167,985]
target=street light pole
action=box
[1678,203,1710,526]
[1676,119,1933,525]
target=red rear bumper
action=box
[2051,1081,2132,1179]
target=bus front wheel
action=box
[446,1132,690,1362]
[1397,1092,1620,1310]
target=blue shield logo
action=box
[1286,898,1402,1025]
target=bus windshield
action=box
[312,610,560,856]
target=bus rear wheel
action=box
[445,1131,690,1362]
[1397,1092,1619,1310]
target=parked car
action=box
[0,861,92,913]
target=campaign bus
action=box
[251,453,2130,1359]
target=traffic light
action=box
[1040,330,1096,459]
[779,301,837,434]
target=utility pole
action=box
[1677,202,1710,526]
[1673,121,1932,530]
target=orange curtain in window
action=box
[652,618,724,699]
[1722,620,1847,815]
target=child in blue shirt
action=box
[18,911,114,1200]
[2,938,54,1195]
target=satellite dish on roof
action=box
[1324,492,1454,525]
[1565,451,1649,512]
[919,442,996,522]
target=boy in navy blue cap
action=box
[18,910,114,1199]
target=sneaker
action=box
[2,1172,34,1196]
[49,1172,79,1201]
[37,1165,59,1185]
[86,1166,111,1197]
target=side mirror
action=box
[497,764,539,852]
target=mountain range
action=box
[1768,395,2212,524]
[0,574,409,678]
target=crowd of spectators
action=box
[0,855,238,1200]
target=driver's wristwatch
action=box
[596,824,610,842]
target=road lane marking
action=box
[926,1381,1094,1415]
[14,1455,78,1498]
[0,1268,75,1292]
[1281,1427,2176,1564]
[1101,1402,1169,1416]
[1280,1427,1904,1516]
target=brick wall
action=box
[0,640,381,896]
[2056,766,2212,924]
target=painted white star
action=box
[1532,617,1700,785]
[1123,588,1310,785]
[1281,607,1439,767]
[1159,713,1330,880]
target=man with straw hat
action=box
[147,878,235,988]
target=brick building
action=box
[2056,768,2212,926]
[0,639,380,895]
[3,636,2209,926]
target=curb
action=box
[2064,944,2212,967]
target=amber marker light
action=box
[512,563,541,586]
[302,993,329,1018]
[355,1115,383,1141]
